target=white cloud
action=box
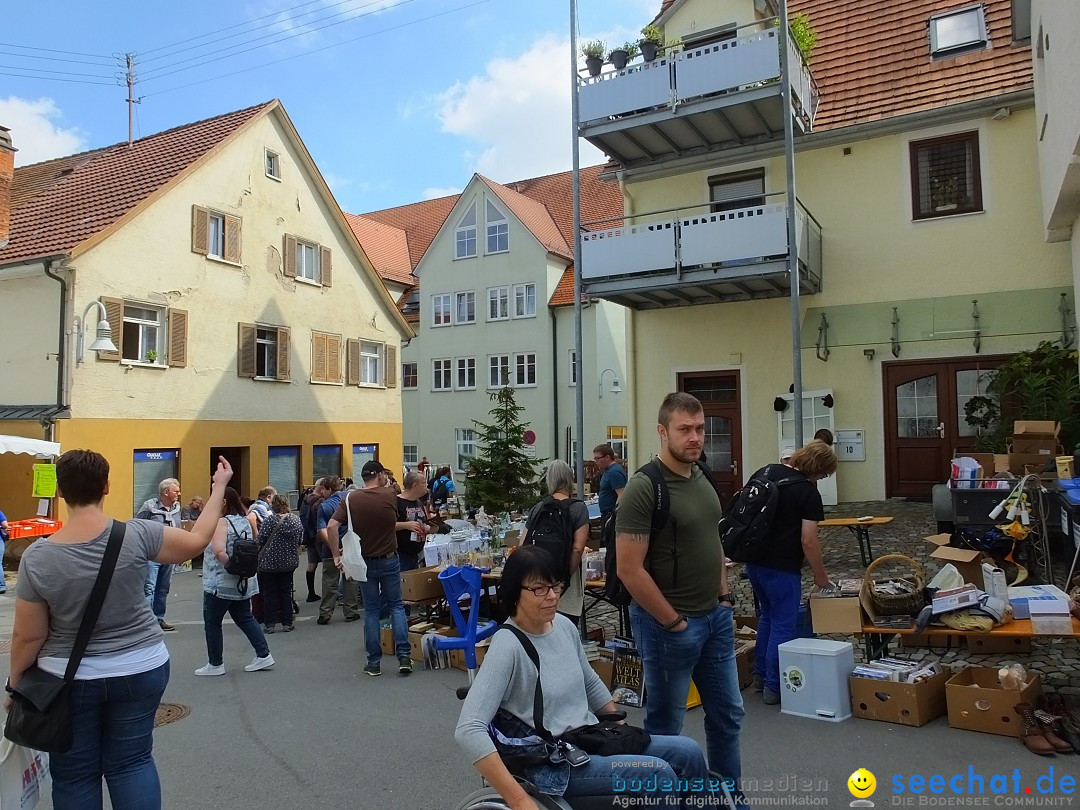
[422,186,461,200]
[321,170,352,193]
[0,97,85,166]
[266,0,405,38]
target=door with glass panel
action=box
[677,372,742,504]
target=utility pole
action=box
[125,53,138,146]
[570,0,586,492]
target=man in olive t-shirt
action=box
[616,392,745,797]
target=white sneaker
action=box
[244,654,275,672]
[194,663,225,677]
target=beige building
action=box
[0,101,412,520]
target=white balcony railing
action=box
[578,58,672,123]
[674,30,781,102]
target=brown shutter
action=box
[224,215,242,263]
[238,323,257,378]
[327,334,342,383]
[276,326,291,381]
[191,206,209,255]
[346,338,361,386]
[320,245,332,288]
[167,308,188,368]
[97,296,123,362]
[283,235,297,278]
[385,344,397,388]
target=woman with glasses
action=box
[455,545,720,809]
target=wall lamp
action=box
[76,300,118,365]
[863,348,876,360]
[599,367,622,398]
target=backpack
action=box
[298,488,321,545]
[224,516,260,589]
[603,459,718,606]
[431,476,451,502]
[523,497,577,585]
[718,464,806,564]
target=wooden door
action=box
[678,371,742,504]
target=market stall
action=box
[1,434,63,569]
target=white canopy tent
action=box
[0,435,60,457]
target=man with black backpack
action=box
[430,466,455,516]
[299,481,325,602]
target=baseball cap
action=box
[361,460,387,479]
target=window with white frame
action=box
[929,5,988,58]
[296,240,321,282]
[514,352,537,387]
[208,213,226,259]
[513,283,536,318]
[456,428,477,471]
[488,286,509,321]
[433,358,452,390]
[360,341,382,386]
[264,149,281,179]
[432,294,451,327]
[569,349,577,386]
[455,291,476,324]
[455,202,477,259]
[402,362,418,389]
[256,327,279,378]
[607,426,628,461]
[403,444,418,466]
[456,357,476,390]
[489,354,510,388]
[486,199,509,254]
[122,304,165,364]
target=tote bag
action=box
[0,736,50,810]
[339,492,367,583]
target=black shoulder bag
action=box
[4,520,127,753]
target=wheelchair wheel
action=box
[451,786,573,810]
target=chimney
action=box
[0,126,15,250]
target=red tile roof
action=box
[343,213,415,287]
[549,264,577,307]
[0,102,273,267]
[479,175,571,258]
[356,194,459,273]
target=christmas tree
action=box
[464,384,545,514]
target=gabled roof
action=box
[356,194,459,274]
[343,213,415,287]
[549,265,577,307]
[478,175,570,259]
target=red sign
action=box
[523,430,537,446]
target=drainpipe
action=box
[551,304,560,460]
[616,171,639,467]
[43,259,70,438]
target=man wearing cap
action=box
[327,461,412,677]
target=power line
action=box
[0,70,113,86]
[0,50,117,67]
[0,41,112,61]
[0,63,115,79]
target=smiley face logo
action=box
[848,768,876,798]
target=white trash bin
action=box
[777,638,855,722]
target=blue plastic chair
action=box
[433,565,498,682]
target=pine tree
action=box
[464,384,545,514]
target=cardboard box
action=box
[449,639,490,671]
[401,566,444,602]
[946,667,1041,737]
[1008,453,1056,476]
[960,454,1009,477]
[1056,456,1074,479]
[408,630,426,662]
[925,534,985,589]
[1009,421,1060,455]
[851,670,949,727]
[1008,584,1070,619]
[735,641,756,690]
[590,657,614,689]
[380,624,394,656]
[809,589,864,635]
[965,635,1033,654]
[980,563,1008,602]
[900,633,964,649]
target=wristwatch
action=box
[719,593,735,607]
[4,679,13,694]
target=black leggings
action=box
[259,570,295,626]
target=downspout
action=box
[42,259,69,442]
[551,303,560,461]
[617,171,640,467]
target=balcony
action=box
[577,22,818,169]
[580,196,822,310]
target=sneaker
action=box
[344,615,360,622]
[752,674,764,693]
[762,688,781,706]
[158,619,176,632]
[306,593,321,602]
[244,654,276,672]
[317,616,330,625]
[398,658,413,676]
[195,663,225,677]
[363,664,382,677]
[264,624,276,634]
[282,624,295,632]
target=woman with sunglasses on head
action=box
[455,545,722,810]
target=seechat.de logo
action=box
[849,768,877,807]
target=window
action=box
[346,340,395,387]
[191,205,241,263]
[256,329,279,378]
[132,449,179,515]
[268,446,300,502]
[296,241,320,282]
[488,354,510,388]
[403,444,418,466]
[433,358,452,390]
[98,298,188,368]
[456,357,476,390]
[569,349,577,386]
[486,200,509,254]
[401,289,420,317]
[910,132,982,220]
[709,169,766,213]
[488,286,509,321]
[238,323,290,381]
[310,331,342,384]
[283,235,332,286]
[121,304,165,364]
[402,362,418,389]
[513,283,536,318]
[352,444,378,477]
[360,341,382,386]
[929,5,989,58]
[313,445,342,479]
[514,352,537,387]
[607,426,628,461]
[455,291,476,324]
[432,294,452,327]
[208,213,225,258]
[455,202,477,259]
[264,149,281,179]
[456,428,477,471]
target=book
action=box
[611,647,646,707]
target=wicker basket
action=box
[864,554,926,616]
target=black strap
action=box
[64,520,126,682]
[500,625,554,743]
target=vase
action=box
[609,49,629,70]
[640,41,659,62]
[585,57,604,77]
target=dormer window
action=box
[486,200,509,254]
[929,5,989,59]
[455,202,477,259]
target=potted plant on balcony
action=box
[581,40,606,77]
[608,42,638,70]
[639,24,664,62]
[931,176,961,212]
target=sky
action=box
[1,0,659,214]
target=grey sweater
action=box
[455,614,612,764]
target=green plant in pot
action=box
[931,176,962,211]
[774,12,817,62]
[145,349,158,364]
[581,40,606,77]
[639,24,663,61]
[609,41,638,70]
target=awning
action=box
[0,434,61,456]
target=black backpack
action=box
[298,489,321,545]
[603,459,719,606]
[523,497,577,585]
[224,517,260,592]
[718,464,806,564]
[432,476,451,502]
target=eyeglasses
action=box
[521,583,564,598]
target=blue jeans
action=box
[0,535,6,591]
[745,564,802,695]
[144,561,172,620]
[50,661,170,810]
[202,592,270,666]
[359,555,409,666]
[630,603,745,791]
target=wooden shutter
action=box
[311,332,328,382]
[385,344,398,388]
[237,323,257,378]
[97,296,123,362]
[320,245,332,288]
[167,308,188,368]
[283,235,297,278]
[327,334,342,383]
[276,326,291,381]
[191,206,210,255]
[224,215,242,263]
[346,338,361,386]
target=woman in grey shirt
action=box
[5,450,234,810]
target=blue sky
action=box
[2,0,658,213]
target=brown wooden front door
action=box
[678,371,742,503]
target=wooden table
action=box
[858,616,1080,660]
[818,517,894,567]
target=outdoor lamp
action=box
[599,368,622,398]
[76,300,118,365]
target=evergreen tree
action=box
[464,384,545,514]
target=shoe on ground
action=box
[398,658,413,675]
[306,593,320,602]
[317,616,330,625]
[282,624,295,632]
[195,663,225,677]
[264,624,276,634]
[753,674,764,693]
[762,688,781,706]
[345,615,360,622]
[158,619,176,632]
[363,664,382,677]
[293,601,300,615]
[245,654,276,672]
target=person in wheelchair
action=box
[456,546,724,809]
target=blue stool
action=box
[432,565,498,683]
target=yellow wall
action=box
[0,421,51,522]
[665,0,766,42]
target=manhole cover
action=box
[154,703,190,728]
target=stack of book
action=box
[852,656,941,683]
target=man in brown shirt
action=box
[327,460,413,677]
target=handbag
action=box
[4,521,126,754]
[339,493,367,583]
